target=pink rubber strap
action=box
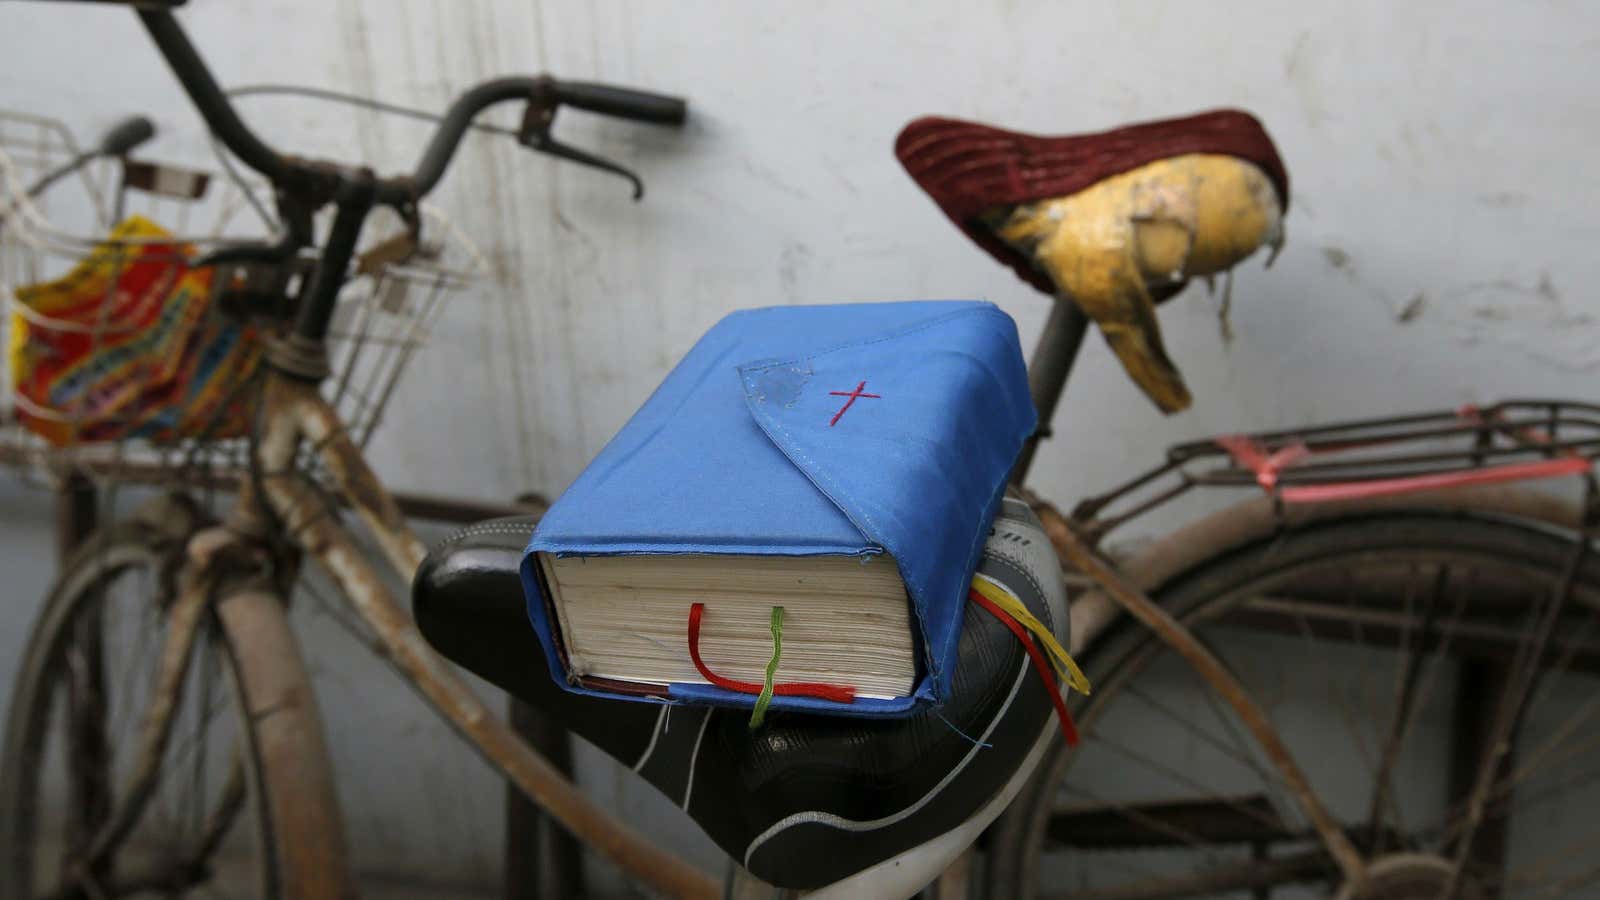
[1213,434,1311,491]
[1215,416,1591,505]
[1279,456,1591,504]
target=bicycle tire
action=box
[985,509,1600,899]
[0,517,350,899]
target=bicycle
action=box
[0,4,711,898]
[1,79,1074,900]
[412,110,1600,899]
[6,6,1600,900]
[417,93,1600,900]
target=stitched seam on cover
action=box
[955,481,1015,644]
[739,373,932,680]
[437,522,535,550]
[453,524,533,539]
[740,304,1003,376]
[736,304,1018,686]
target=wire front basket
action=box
[0,110,483,487]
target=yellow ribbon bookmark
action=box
[971,575,1092,696]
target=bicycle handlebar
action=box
[136,9,685,205]
[97,116,156,157]
[550,81,687,126]
[128,5,686,348]
[138,9,289,182]
[18,115,158,203]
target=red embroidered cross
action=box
[828,380,881,427]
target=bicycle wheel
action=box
[987,512,1600,899]
[0,515,347,899]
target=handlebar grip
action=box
[98,116,157,157]
[551,80,687,126]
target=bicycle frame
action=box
[241,370,722,899]
[1009,315,1600,895]
[997,302,1369,885]
[232,302,1361,897]
[105,374,721,898]
[21,6,707,896]
[81,303,1422,896]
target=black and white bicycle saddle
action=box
[413,494,1069,895]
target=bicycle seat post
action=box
[1011,297,1090,485]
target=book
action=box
[538,553,915,699]
[521,300,1035,717]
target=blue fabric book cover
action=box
[522,300,1035,717]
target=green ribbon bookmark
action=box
[749,606,785,730]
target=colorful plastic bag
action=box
[8,215,262,446]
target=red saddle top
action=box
[895,109,1290,296]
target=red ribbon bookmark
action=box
[687,603,856,704]
[969,589,1080,745]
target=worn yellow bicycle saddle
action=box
[897,110,1289,413]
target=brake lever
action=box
[358,199,426,276]
[518,101,645,200]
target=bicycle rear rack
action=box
[1071,399,1600,542]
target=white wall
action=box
[2,0,1596,894]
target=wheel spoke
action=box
[1050,794,1290,848]
[108,566,157,749]
[1005,518,1600,899]
[191,754,248,864]
[162,662,234,775]
[1504,693,1600,795]
[1283,601,1381,777]
[1525,599,1600,715]
[43,857,212,900]
[1498,818,1600,893]
[1430,746,1600,850]
[1343,566,1393,770]
[1193,668,1298,823]
[64,601,114,867]
[1057,783,1230,863]
[186,624,220,840]
[1364,564,1435,851]
[1446,657,1515,894]
[1070,733,1294,837]
[1443,541,1589,891]
[1374,571,1477,846]
[4,530,283,900]
[1039,848,1335,900]
[81,575,211,870]
[1520,859,1600,900]
[1121,684,1282,789]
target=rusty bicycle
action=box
[0,3,709,898]
[5,3,1600,900]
